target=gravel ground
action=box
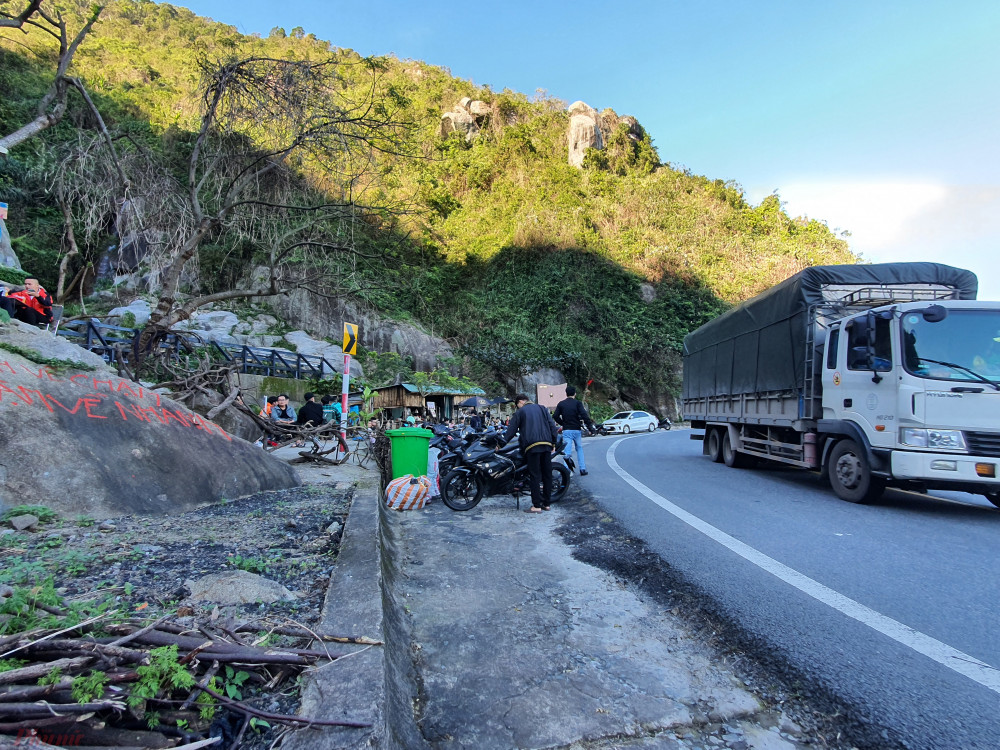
[1,452,372,750]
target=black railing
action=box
[210,342,337,379]
[58,320,338,380]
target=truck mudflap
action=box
[817,419,891,477]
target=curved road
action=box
[578,429,1000,750]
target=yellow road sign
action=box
[343,322,358,356]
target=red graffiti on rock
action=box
[0,361,232,441]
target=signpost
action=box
[341,322,358,449]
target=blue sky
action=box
[178,0,1000,298]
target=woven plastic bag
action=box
[385,474,431,510]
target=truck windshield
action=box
[901,310,1000,383]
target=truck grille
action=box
[965,431,1000,458]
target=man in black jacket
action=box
[296,392,326,427]
[501,393,559,513]
[553,385,596,475]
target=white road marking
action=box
[606,437,1000,695]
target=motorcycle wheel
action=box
[549,463,572,503]
[441,469,485,511]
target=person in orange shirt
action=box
[1,277,52,326]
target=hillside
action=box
[0,0,856,407]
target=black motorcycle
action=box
[658,417,672,430]
[441,434,572,511]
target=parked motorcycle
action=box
[658,417,672,430]
[441,434,572,511]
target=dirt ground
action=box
[0,450,374,750]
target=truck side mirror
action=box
[921,304,947,323]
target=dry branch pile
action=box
[0,606,379,749]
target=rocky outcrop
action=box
[0,218,20,270]
[266,287,452,373]
[0,320,300,520]
[440,97,491,141]
[567,101,603,168]
[566,102,647,168]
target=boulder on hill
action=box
[0,320,300,520]
[567,101,603,168]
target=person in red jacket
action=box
[2,278,52,326]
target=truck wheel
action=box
[707,428,724,463]
[983,491,1000,509]
[722,431,748,468]
[828,439,885,504]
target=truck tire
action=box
[828,439,885,504]
[707,428,724,463]
[983,491,1000,509]
[722,431,748,468]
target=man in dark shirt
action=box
[501,393,559,513]
[553,385,597,475]
[296,392,325,427]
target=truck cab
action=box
[822,301,1000,504]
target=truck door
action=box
[834,316,894,446]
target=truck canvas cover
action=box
[682,262,978,399]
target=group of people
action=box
[502,385,597,514]
[256,392,351,447]
[0,277,53,326]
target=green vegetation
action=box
[0,267,29,285]
[0,1,856,405]
[0,342,97,373]
[2,505,59,524]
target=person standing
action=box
[553,385,597,476]
[501,393,559,513]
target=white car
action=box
[601,410,658,434]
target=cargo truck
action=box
[682,262,1000,505]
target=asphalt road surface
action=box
[576,429,1000,750]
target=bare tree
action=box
[120,54,412,347]
[0,1,104,151]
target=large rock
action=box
[567,101,603,168]
[0,218,20,269]
[440,98,490,141]
[440,108,479,140]
[0,320,300,520]
[283,331,363,378]
[186,571,298,604]
[106,299,152,327]
[264,286,452,373]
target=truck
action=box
[682,262,1000,505]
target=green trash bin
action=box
[386,427,433,479]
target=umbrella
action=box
[489,397,512,405]
[457,396,491,408]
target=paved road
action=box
[575,429,1000,750]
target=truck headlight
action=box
[899,428,967,450]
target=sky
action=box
[177,0,1000,298]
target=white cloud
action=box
[747,181,1000,301]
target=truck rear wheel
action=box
[722,431,748,468]
[707,428,724,463]
[829,439,885,504]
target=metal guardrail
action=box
[58,320,338,380]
